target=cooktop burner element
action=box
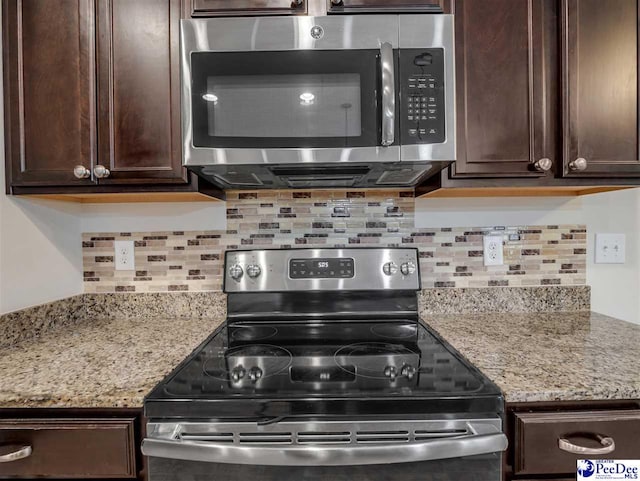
[203,344,292,383]
[370,323,417,339]
[334,342,418,380]
[230,325,278,342]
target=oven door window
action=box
[190,50,384,148]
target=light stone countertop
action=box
[1,308,639,408]
[0,316,224,408]
[423,311,640,403]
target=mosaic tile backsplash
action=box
[82,190,587,293]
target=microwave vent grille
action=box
[376,168,430,186]
[209,172,264,187]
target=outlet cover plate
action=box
[114,240,135,271]
[595,233,626,264]
[483,235,504,266]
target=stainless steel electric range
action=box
[142,248,507,481]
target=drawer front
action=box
[514,410,640,475]
[0,418,136,479]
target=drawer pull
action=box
[0,445,32,463]
[558,433,615,455]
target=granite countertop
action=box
[0,316,224,408]
[423,311,640,403]
[2,307,639,408]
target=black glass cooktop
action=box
[145,320,503,419]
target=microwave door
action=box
[183,48,400,166]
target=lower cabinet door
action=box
[0,418,137,478]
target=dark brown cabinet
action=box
[561,0,640,177]
[450,0,557,178]
[514,410,640,476]
[189,0,306,16]
[0,418,137,478]
[2,0,96,187]
[327,0,443,13]
[449,0,640,182]
[5,0,640,198]
[0,408,144,481]
[3,0,210,198]
[505,401,640,481]
[96,0,186,185]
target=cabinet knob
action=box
[330,0,344,5]
[569,157,588,172]
[533,158,553,172]
[290,0,303,6]
[73,165,91,179]
[93,165,111,179]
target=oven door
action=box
[143,418,507,481]
[180,16,400,166]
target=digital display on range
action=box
[290,258,354,279]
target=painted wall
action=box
[582,189,640,324]
[0,168,85,315]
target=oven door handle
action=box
[142,430,507,466]
[379,41,395,147]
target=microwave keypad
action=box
[400,49,446,145]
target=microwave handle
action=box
[379,42,395,147]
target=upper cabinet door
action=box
[189,0,306,16]
[562,0,640,177]
[3,0,96,187]
[451,0,557,177]
[327,0,443,13]
[96,0,187,185]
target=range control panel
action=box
[224,248,420,292]
[290,258,354,279]
[400,48,446,145]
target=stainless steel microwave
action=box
[180,14,455,189]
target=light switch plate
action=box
[483,235,504,266]
[595,233,626,264]
[114,240,135,271]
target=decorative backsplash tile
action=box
[83,190,587,293]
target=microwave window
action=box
[204,74,362,138]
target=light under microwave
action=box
[180,14,455,189]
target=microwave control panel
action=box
[399,48,446,145]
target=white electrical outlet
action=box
[114,240,135,271]
[595,233,626,264]
[483,235,504,266]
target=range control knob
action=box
[383,365,397,381]
[401,364,416,380]
[246,264,262,278]
[248,367,263,383]
[228,264,244,281]
[231,365,246,382]
[382,262,398,276]
[400,261,416,276]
